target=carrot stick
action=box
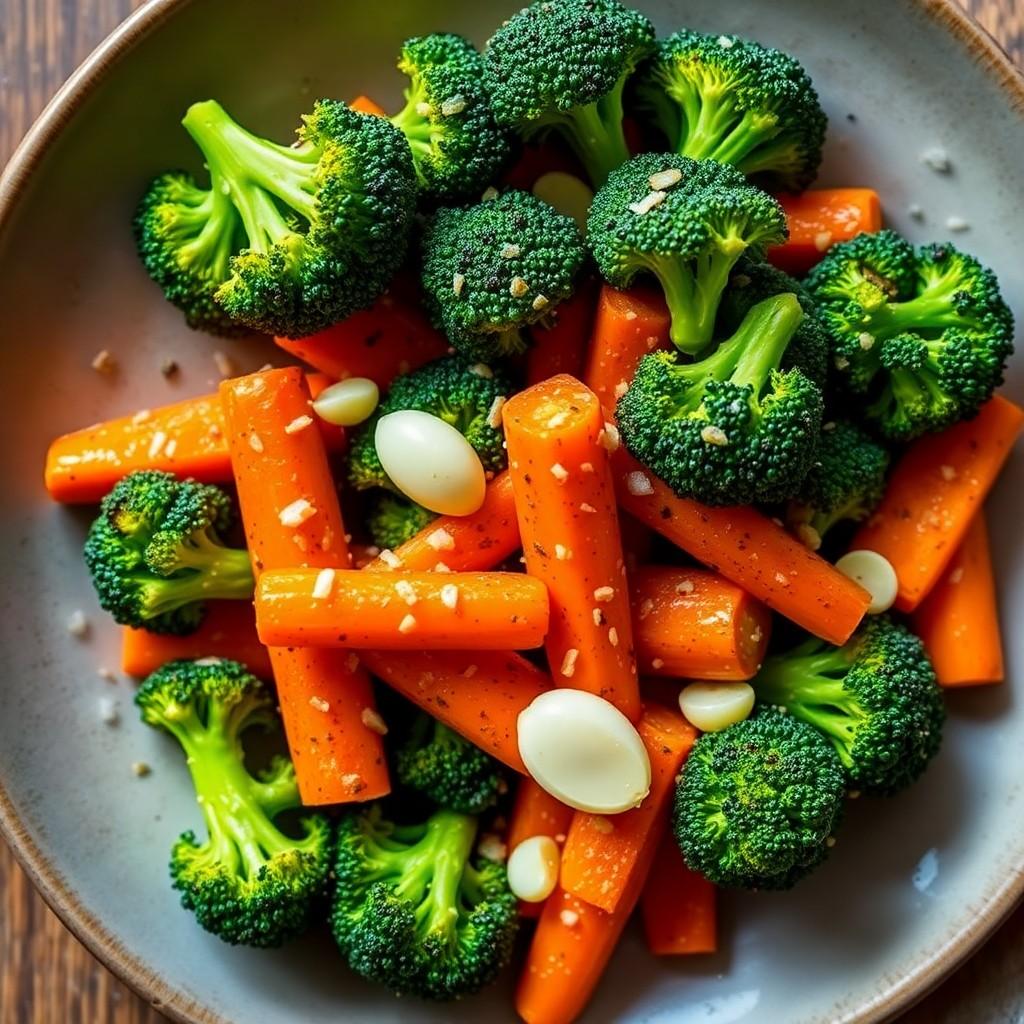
[582,282,671,412]
[768,189,882,275]
[220,367,388,805]
[45,373,341,504]
[349,95,387,116]
[255,569,549,650]
[526,278,600,385]
[559,704,697,913]
[363,471,521,572]
[912,513,1005,686]
[503,375,641,721]
[641,835,717,955]
[359,649,547,773]
[274,292,448,390]
[508,778,574,919]
[615,449,870,645]
[851,397,1024,611]
[631,566,771,680]
[121,601,272,679]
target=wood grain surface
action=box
[0,1,1022,1022]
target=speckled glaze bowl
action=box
[1,1,1022,1021]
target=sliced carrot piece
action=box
[121,601,271,679]
[641,835,717,955]
[220,367,388,805]
[582,282,671,412]
[526,278,600,385]
[274,292,448,390]
[559,704,697,913]
[349,95,387,117]
[852,397,1024,611]
[913,513,1004,686]
[45,373,341,503]
[768,188,882,275]
[631,566,771,680]
[359,649,548,773]
[508,779,574,919]
[363,471,520,573]
[504,375,641,721]
[255,569,549,651]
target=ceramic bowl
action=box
[1,1,1022,1021]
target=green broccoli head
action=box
[396,713,506,815]
[331,805,518,999]
[136,659,332,946]
[751,617,945,796]
[365,493,437,550]
[421,191,585,361]
[135,99,417,338]
[390,34,512,202]
[617,292,823,506]
[348,354,512,492]
[805,230,1014,440]
[484,0,655,188]
[635,29,826,192]
[588,153,788,353]
[786,420,890,545]
[674,708,846,890]
[83,471,254,634]
[719,257,831,385]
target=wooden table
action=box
[1,1,1023,1021]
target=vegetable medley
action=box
[43,1,1022,1021]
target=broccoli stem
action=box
[550,77,632,189]
[168,535,255,593]
[864,268,978,337]
[725,291,804,390]
[182,100,319,254]
[168,185,239,280]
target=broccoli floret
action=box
[674,708,846,890]
[390,34,512,202]
[331,805,517,999]
[366,493,437,550]
[588,153,788,354]
[135,99,417,337]
[136,659,332,945]
[83,471,253,634]
[805,230,1014,439]
[396,713,506,815]
[786,421,890,545]
[635,29,826,192]
[751,617,945,796]
[617,292,823,506]
[348,354,512,492]
[483,0,655,188]
[719,257,831,385]
[421,191,585,361]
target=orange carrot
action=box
[359,649,548,772]
[641,835,717,955]
[559,704,697,913]
[768,189,882,275]
[614,449,870,645]
[45,373,342,504]
[363,471,521,573]
[516,826,665,1024]
[349,95,387,116]
[121,601,272,680]
[508,778,574,919]
[526,278,600,385]
[852,397,1024,611]
[220,367,388,805]
[255,569,549,650]
[275,292,448,390]
[913,513,1004,686]
[631,566,771,680]
[503,375,641,721]
[583,282,671,411]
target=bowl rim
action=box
[0,1,1022,1021]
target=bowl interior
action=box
[1,1,1022,1022]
